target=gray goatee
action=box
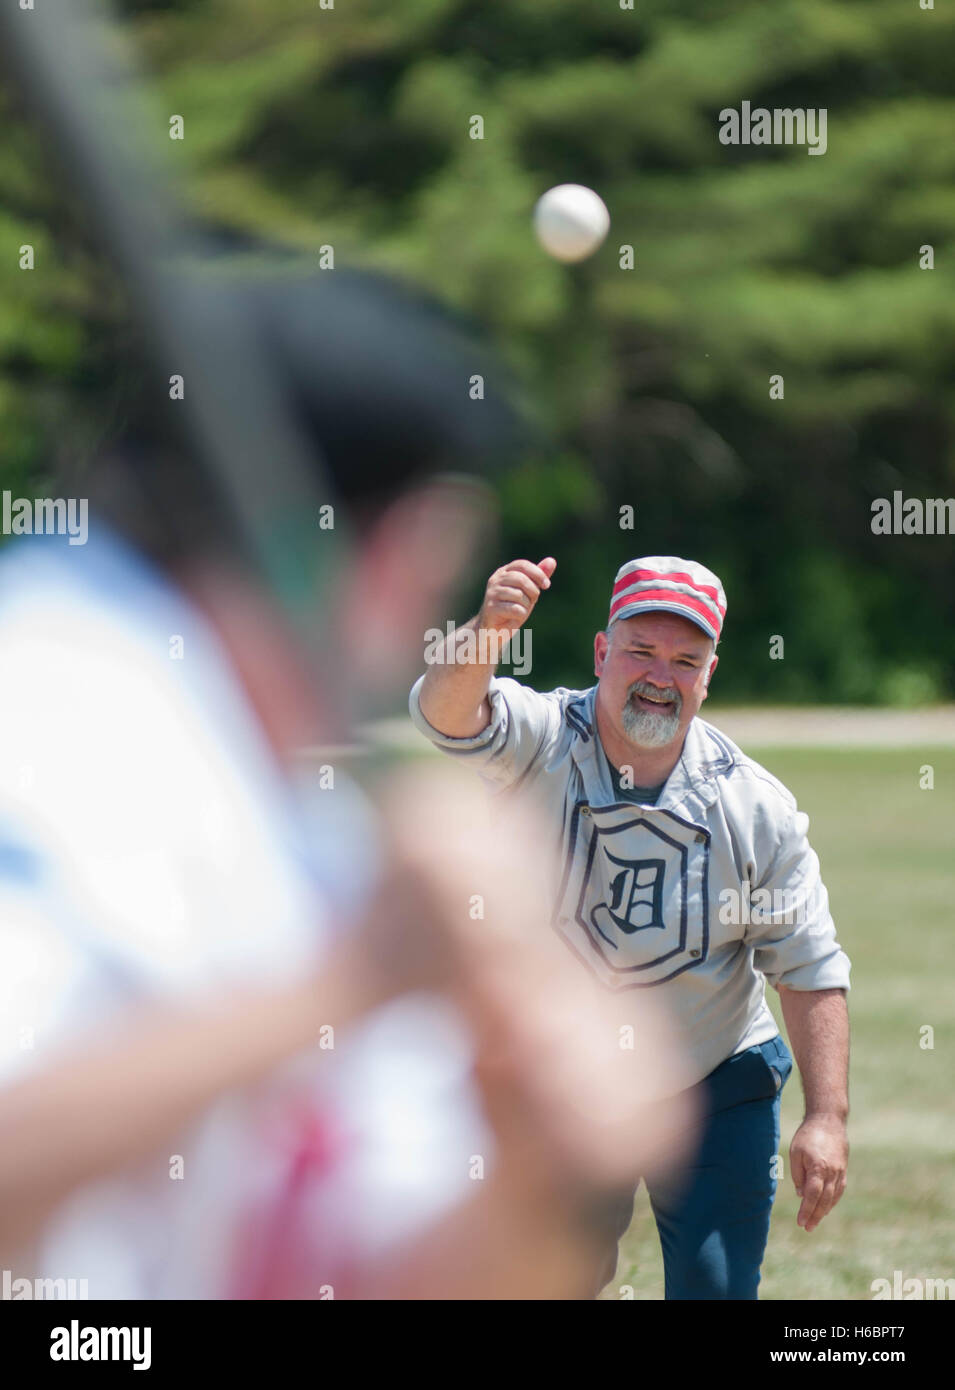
[620,680,683,749]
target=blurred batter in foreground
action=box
[0,268,692,1299]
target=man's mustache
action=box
[626,681,683,713]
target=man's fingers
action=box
[538,556,557,582]
[832,1172,848,1214]
[481,560,554,631]
[493,573,543,606]
[791,1119,849,1231]
[483,595,532,629]
[796,1170,825,1230]
[809,1171,848,1231]
[498,558,553,591]
[803,1176,840,1232]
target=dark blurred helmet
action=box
[94,258,527,566]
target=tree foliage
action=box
[2,0,953,701]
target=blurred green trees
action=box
[2,0,953,701]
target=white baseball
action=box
[533,184,610,263]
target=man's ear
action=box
[702,651,719,698]
[594,629,609,677]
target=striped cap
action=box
[609,556,726,642]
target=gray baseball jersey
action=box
[409,674,851,1089]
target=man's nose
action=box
[643,661,675,689]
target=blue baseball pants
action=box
[600,1033,795,1300]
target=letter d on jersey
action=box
[553,803,709,987]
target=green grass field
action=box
[603,746,955,1301]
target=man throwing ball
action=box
[409,554,851,1299]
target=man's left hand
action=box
[790,1114,848,1232]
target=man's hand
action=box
[778,985,849,1233]
[478,556,556,638]
[417,556,556,738]
[790,1113,849,1232]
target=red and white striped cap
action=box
[609,556,727,643]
